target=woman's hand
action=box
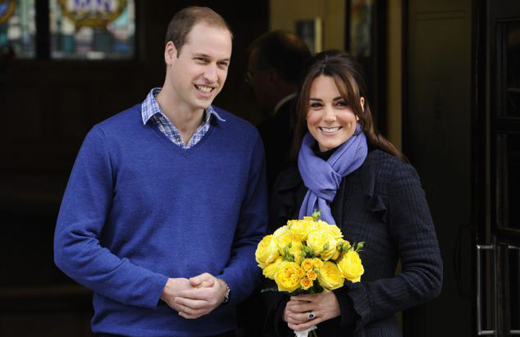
[283,292,340,331]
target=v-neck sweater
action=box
[54,104,268,337]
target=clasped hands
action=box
[161,273,228,319]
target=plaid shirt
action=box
[141,88,225,149]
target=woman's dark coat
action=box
[264,149,443,337]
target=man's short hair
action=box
[165,6,232,55]
[249,30,311,85]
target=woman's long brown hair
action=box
[292,50,407,162]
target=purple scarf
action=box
[298,125,368,224]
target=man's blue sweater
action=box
[54,104,268,337]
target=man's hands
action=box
[160,278,193,313]
[161,273,228,319]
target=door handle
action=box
[477,244,495,336]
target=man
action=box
[247,30,311,191]
[234,31,310,337]
[54,7,267,337]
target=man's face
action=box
[166,22,232,113]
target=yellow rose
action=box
[307,229,336,257]
[301,258,314,271]
[338,239,351,250]
[300,277,313,290]
[338,250,364,283]
[317,261,345,290]
[312,258,324,269]
[320,245,337,261]
[273,225,296,251]
[263,257,283,280]
[288,241,304,263]
[255,235,279,268]
[318,221,343,239]
[297,266,306,278]
[331,249,341,261]
[306,270,317,281]
[289,218,317,241]
[274,261,304,293]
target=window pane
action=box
[0,0,36,59]
[505,21,520,117]
[497,133,520,230]
[349,0,373,58]
[50,0,135,60]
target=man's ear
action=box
[164,41,177,65]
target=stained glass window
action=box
[0,0,36,59]
[50,0,135,60]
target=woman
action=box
[265,50,442,337]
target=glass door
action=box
[475,0,520,335]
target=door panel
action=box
[404,0,472,336]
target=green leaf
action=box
[311,210,321,221]
[356,242,365,252]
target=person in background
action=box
[54,6,267,337]
[265,50,442,337]
[247,30,311,192]
[235,31,310,337]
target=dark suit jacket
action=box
[265,149,443,337]
[258,97,297,193]
[237,98,297,337]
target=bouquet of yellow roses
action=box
[255,211,364,336]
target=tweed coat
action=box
[264,148,443,337]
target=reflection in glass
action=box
[0,0,36,59]
[349,0,372,58]
[50,0,135,60]
[505,21,520,116]
[295,18,322,54]
[498,134,520,230]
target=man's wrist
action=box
[160,278,173,301]
[218,279,230,304]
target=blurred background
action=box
[0,0,519,336]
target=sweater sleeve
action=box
[54,127,168,309]
[219,134,268,305]
[336,161,443,331]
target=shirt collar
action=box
[141,87,226,125]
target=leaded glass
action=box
[0,0,36,59]
[50,0,135,60]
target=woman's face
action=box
[306,75,363,152]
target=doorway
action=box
[474,0,520,335]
